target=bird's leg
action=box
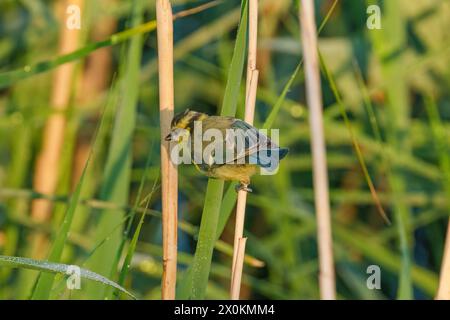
[235,181,252,193]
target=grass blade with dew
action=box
[0,255,135,299]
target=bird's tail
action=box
[278,148,289,160]
[250,147,289,169]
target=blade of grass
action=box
[0,255,135,299]
[48,212,142,299]
[263,62,301,130]
[319,53,391,225]
[352,60,396,212]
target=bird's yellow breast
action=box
[207,164,258,184]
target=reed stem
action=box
[299,0,335,299]
[156,0,178,300]
[230,0,258,300]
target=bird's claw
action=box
[235,183,252,193]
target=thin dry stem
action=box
[230,0,259,300]
[244,70,259,123]
[30,0,84,259]
[172,0,222,20]
[245,0,258,92]
[230,237,247,300]
[436,221,450,299]
[156,0,178,300]
[299,0,336,299]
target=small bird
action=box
[165,109,288,192]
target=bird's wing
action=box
[223,119,275,165]
[191,116,236,167]
[228,119,289,170]
[194,117,279,167]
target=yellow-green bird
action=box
[165,109,288,192]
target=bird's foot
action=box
[235,182,252,193]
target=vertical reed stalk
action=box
[299,0,335,299]
[156,0,178,300]
[230,0,259,300]
[30,0,83,259]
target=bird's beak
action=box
[164,133,172,141]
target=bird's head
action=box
[165,109,207,142]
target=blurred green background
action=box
[0,0,449,299]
